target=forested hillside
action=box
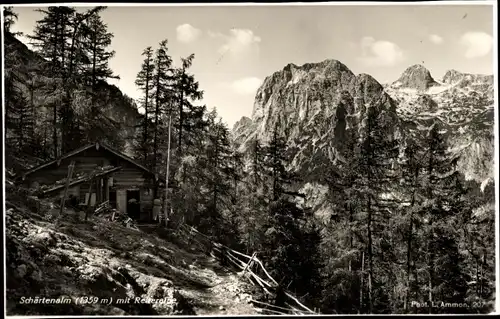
[232,60,496,313]
[4,7,139,173]
[4,6,496,315]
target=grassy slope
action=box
[5,192,258,316]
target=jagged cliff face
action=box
[232,59,494,219]
[442,69,494,95]
[234,59,400,179]
[386,66,494,184]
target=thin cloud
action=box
[429,34,444,44]
[208,30,224,38]
[230,77,262,95]
[358,36,405,67]
[209,28,261,55]
[176,24,201,43]
[459,32,493,59]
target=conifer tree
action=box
[28,6,75,157]
[173,54,204,157]
[134,46,155,164]
[4,66,30,152]
[398,137,425,312]
[262,125,294,201]
[60,7,106,153]
[348,103,399,313]
[80,11,119,143]
[234,139,268,253]
[81,13,117,89]
[200,109,235,241]
[321,98,363,313]
[420,123,469,313]
[3,7,20,34]
[150,39,173,179]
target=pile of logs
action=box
[94,201,111,215]
[93,201,139,230]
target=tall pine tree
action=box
[134,46,155,165]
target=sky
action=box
[9,3,495,128]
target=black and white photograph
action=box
[3,2,498,316]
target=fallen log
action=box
[284,292,315,314]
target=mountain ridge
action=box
[233,58,494,190]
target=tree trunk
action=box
[359,250,365,313]
[178,70,185,157]
[59,13,67,74]
[164,114,172,228]
[152,59,161,198]
[61,19,78,154]
[19,106,24,149]
[53,101,58,159]
[51,16,60,159]
[480,254,485,296]
[475,257,480,295]
[143,59,151,164]
[427,219,434,314]
[349,204,354,272]
[59,161,75,216]
[405,177,417,313]
[85,177,95,221]
[404,213,414,313]
[90,25,98,132]
[213,127,219,212]
[29,82,35,147]
[92,26,97,89]
[367,196,374,314]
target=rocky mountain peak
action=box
[442,69,463,84]
[283,59,351,73]
[393,64,438,91]
[354,73,385,101]
[274,59,355,88]
[234,59,402,179]
[442,69,494,93]
[232,116,252,135]
[251,59,357,122]
[233,116,251,128]
[233,58,494,198]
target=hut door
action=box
[126,190,140,220]
[109,190,117,208]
